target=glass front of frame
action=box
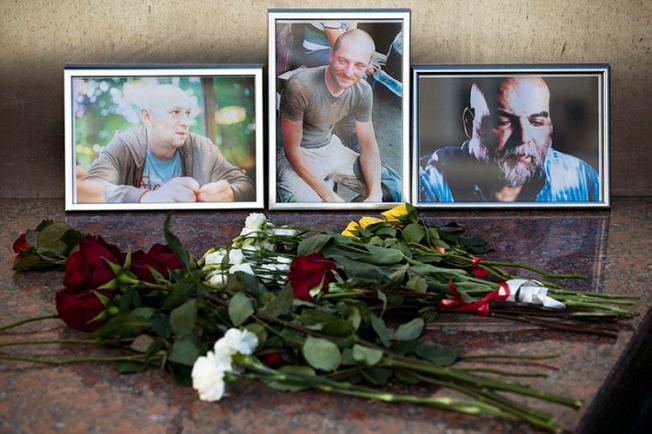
[268,10,411,210]
[64,66,264,211]
[412,66,610,208]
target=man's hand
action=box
[140,177,199,203]
[75,166,106,203]
[197,180,235,202]
[323,190,346,202]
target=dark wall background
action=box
[1,0,650,198]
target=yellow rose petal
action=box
[381,204,409,222]
[358,216,384,229]
[341,221,360,237]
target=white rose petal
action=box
[275,256,293,264]
[229,263,255,276]
[204,249,226,266]
[191,352,226,402]
[228,249,245,265]
[208,272,227,287]
[216,328,259,356]
[245,213,267,230]
[243,243,261,252]
[239,227,258,238]
[271,228,298,237]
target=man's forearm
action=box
[355,120,383,200]
[282,116,338,201]
[285,147,337,201]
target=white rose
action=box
[204,249,226,266]
[245,213,267,230]
[229,263,255,276]
[191,351,226,402]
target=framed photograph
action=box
[64,65,264,211]
[413,65,610,208]
[268,9,410,210]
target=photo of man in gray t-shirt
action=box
[278,29,395,203]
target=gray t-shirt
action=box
[280,66,373,148]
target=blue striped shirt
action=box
[419,144,600,203]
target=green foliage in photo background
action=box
[73,76,256,180]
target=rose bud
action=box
[63,235,124,291]
[55,288,116,332]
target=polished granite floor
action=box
[0,198,650,433]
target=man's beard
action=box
[470,138,550,187]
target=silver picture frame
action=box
[412,65,610,208]
[65,65,264,211]
[268,9,411,210]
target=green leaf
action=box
[145,337,166,358]
[393,318,424,341]
[61,229,81,253]
[402,223,425,243]
[163,214,191,270]
[302,336,341,371]
[359,245,404,265]
[406,276,428,293]
[151,312,172,339]
[37,222,70,253]
[167,335,201,367]
[265,365,316,392]
[130,334,155,353]
[12,255,47,271]
[170,300,197,337]
[259,284,294,318]
[344,306,361,331]
[321,319,353,337]
[352,344,383,366]
[376,290,387,316]
[414,343,460,366]
[92,313,152,340]
[370,314,392,348]
[297,234,333,256]
[361,367,392,385]
[341,348,356,365]
[115,361,147,374]
[228,293,254,326]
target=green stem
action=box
[0,314,59,332]
[0,338,133,348]
[381,358,581,409]
[458,367,548,378]
[461,353,560,361]
[411,373,560,433]
[0,353,148,366]
[478,260,585,279]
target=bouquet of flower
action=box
[2,205,637,433]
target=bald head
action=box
[140,84,193,113]
[332,29,375,62]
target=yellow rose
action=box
[341,221,360,237]
[358,216,384,229]
[381,204,409,222]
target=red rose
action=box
[12,233,31,254]
[55,288,115,332]
[261,352,285,368]
[63,235,124,291]
[131,243,184,283]
[288,253,337,301]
